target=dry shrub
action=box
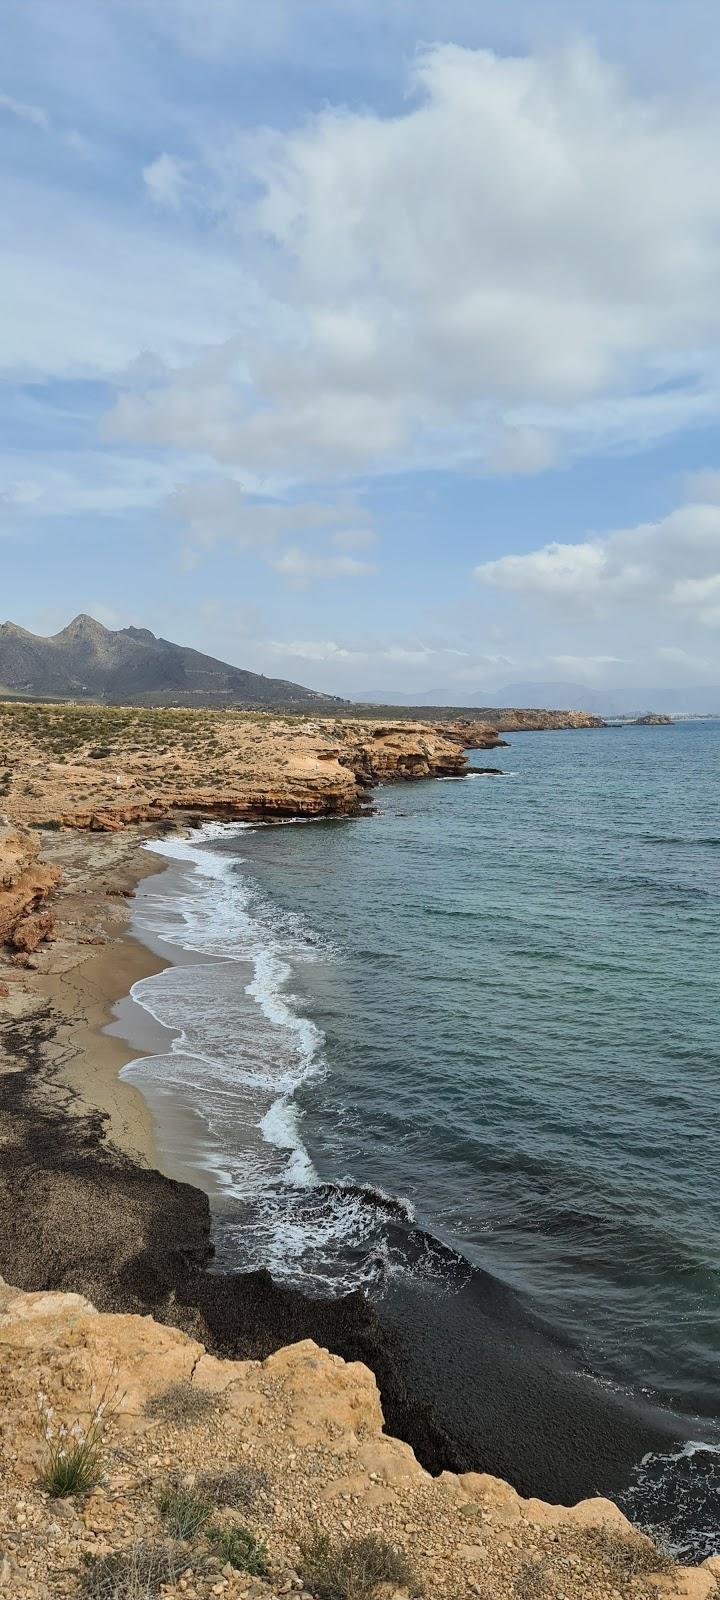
[196,1464,270,1509]
[575,1525,675,1582]
[299,1530,420,1600]
[143,1380,226,1426]
[80,1541,187,1599]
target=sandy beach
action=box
[0,825,170,1168]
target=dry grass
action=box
[575,1525,675,1582]
[79,1541,188,1599]
[196,1464,270,1509]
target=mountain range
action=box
[358,680,720,715]
[3,619,717,716]
[0,615,345,710]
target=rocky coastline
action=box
[1,704,712,1596]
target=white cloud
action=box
[168,480,370,548]
[0,88,89,155]
[143,152,190,210]
[107,42,720,479]
[0,450,187,521]
[0,90,50,130]
[270,548,377,581]
[331,527,378,551]
[474,490,720,630]
[685,468,720,504]
[0,179,265,378]
[167,479,378,581]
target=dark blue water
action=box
[123,722,720,1555]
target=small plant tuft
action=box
[196,1464,270,1510]
[157,1483,212,1540]
[35,1374,122,1498]
[144,1379,226,1425]
[299,1530,420,1600]
[575,1525,675,1580]
[206,1522,268,1575]
[80,1540,186,1599]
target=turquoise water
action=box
[231,724,720,1416]
[123,722,720,1552]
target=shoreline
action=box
[0,815,710,1558]
[83,832,692,1498]
[1,827,171,1169]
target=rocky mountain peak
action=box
[53,614,113,645]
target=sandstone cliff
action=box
[1,1279,716,1600]
[0,706,476,833]
[489,709,604,732]
[0,821,60,954]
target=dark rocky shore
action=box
[0,1006,682,1513]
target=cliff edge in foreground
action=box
[1,1279,716,1600]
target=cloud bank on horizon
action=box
[3,0,720,702]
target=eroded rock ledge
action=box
[0,821,60,958]
[0,710,491,838]
[1,1279,716,1600]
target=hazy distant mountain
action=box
[354,688,443,705]
[357,678,720,714]
[0,615,346,709]
[477,681,720,715]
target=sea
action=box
[115,722,720,1560]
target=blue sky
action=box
[3,0,720,699]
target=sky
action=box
[3,0,720,702]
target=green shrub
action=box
[157,1484,211,1540]
[206,1522,268,1575]
[299,1530,420,1600]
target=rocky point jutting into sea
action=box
[0,702,714,1599]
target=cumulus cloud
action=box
[108,42,720,479]
[475,491,720,628]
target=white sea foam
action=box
[119,824,465,1295]
[118,823,421,1291]
[122,824,329,1199]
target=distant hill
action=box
[0,615,346,710]
[479,681,720,716]
[359,680,720,716]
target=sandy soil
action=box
[0,826,170,1166]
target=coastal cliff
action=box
[1,1278,716,1600]
[0,706,482,834]
[489,708,604,731]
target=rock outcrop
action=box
[444,719,510,749]
[0,707,473,832]
[0,821,60,951]
[488,708,605,731]
[1,1279,716,1600]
